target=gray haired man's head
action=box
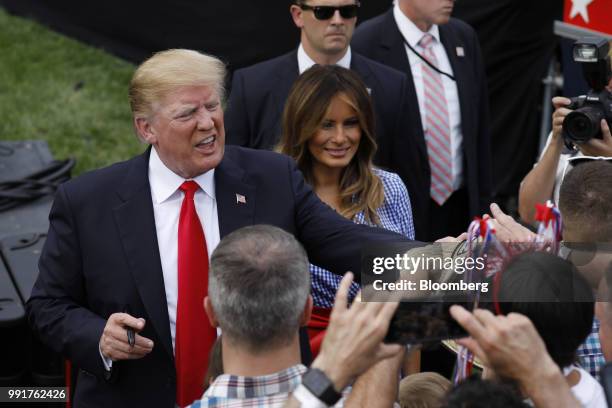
[208,224,310,351]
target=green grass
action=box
[0,7,146,175]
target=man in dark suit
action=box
[224,2,428,235]
[352,0,492,241]
[26,50,415,408]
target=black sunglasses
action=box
[298,3,360,20]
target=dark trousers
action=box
[422,188,469,376]
[427,188,470,241]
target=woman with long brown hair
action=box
[278,64,415,354]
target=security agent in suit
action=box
[224,1,428,236]
[26,49,418,408]
[352,0,492,241]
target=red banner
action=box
[564,0,612,36]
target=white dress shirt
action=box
[101,148,221,370]
[148,147,221,352]
[393,3,463,191]
[297,43,351,74]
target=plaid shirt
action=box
[310,168,415,308]
[189,365,345,408]
[577,318,605,380]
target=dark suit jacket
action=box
[26,146,416,408]
[224,49,428,239]
[353,10,493,239]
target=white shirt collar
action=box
[148,146,216,204]
[393,2,440,48]
[297,43,352,74]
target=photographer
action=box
[519,40,612,225]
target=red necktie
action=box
[175,181,216,407]
[419,33,454,205]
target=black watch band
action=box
[301,368,342,405]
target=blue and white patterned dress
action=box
[310,168,415,308]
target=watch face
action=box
[304,369,328,395]
[302,368,342,405]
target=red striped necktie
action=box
[419,33,453,205]
[175,180,216,407]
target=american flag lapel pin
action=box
[456,47,465,57]
[236,193,247,204]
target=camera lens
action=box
[567,114,592,141]
[564,107,603,144]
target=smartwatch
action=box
[301,368,342,406]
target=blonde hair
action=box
[278,65,384,225]
[399,372,451,408]
[129,49,226,119]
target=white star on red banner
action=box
[569,0,595,23]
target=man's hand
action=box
[551,96,572,144]
[449,306,550,381]
[435,232,468,243]
[450,306,579,408]
[579,119,612,157]
[311,272,402,391]
[344,348,405,408]
[488,203,536,242]
[99,313,154,361]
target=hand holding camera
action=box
[551,96,572,144]
[579,119,612,157]
[561,37,612,151]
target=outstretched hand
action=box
[487,203,536,242]
[449,306,579,408]
[312,272,402,391]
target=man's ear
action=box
[290,4,304,28]
[134,116,157,145]
[204,297,220,328]
[299,295,313,327]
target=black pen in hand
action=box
[123,306,136,347]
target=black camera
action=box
[563,38,612,145]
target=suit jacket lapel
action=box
[269,51,300,143]
[350,53,373,84]
[378,9,422,136]
[377,10,429,172]
[112,149,174,360]
[379,9,412,74]
[215,150,257,238]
